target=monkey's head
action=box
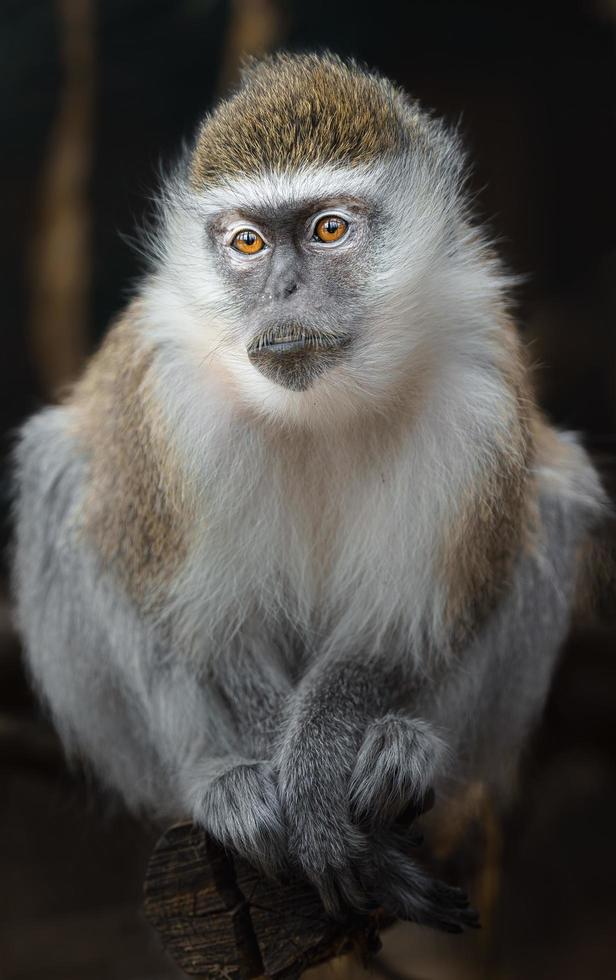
[156,53,498,427]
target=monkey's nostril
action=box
[284,281,298,297]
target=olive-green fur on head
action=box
[190,52,419,187]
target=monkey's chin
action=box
[247,354,327,392]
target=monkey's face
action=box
[204,190,380,394]
[158,56,466,425]
[171,161,462,426]
[160,164,451,430]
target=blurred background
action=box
[1,1,615,978]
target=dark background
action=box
[1,2,615,978]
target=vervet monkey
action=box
[13,53,606,930]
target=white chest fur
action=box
[155,346,504,665]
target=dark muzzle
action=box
[247,329,351,391]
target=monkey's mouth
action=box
[247,328,351,391]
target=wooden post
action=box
[143,823,390,980]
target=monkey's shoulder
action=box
[17,308,192,606]
[442,416,607,647]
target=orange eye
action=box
[314,215,348,244]
[232,229,265,254]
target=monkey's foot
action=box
[361,832,480,933]
[190,760,287,875]
[349,714,445,828]
[283,816,478,932]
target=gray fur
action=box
[349,715,444,827]
[12,407,602,924]
[10,57,608,929]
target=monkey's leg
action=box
[13,412,289,864]
[275,657,389,908]
[276,656,476,927]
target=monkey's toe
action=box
[359,837,480,933]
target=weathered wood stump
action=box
[144,823,392,980]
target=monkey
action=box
[12,53,607,931]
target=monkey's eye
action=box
[313,215,348,244]
[231,229,265,255]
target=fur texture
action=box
[190,53,442,186]
[12,54,607,927]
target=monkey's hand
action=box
[187,759,287,876]
[277,712,477,930]
[348,714,445,827]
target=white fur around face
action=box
[141,331,521,672]
[140,160,513,429]
[133,159,524,665]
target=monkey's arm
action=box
[12,406,292,870]
[14,402,448,913]
[275,651,472,927]
[276,426,607,920]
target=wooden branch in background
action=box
[217,0,285,96]
[27,0,94,396]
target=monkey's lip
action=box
[258,338,312,354]
[246,330,351,356]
